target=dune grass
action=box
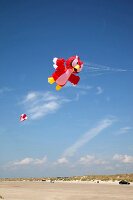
[0,174,133,182]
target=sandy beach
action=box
[0,181,133,200]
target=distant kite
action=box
[48,55,84,90]
[20,114,28,122]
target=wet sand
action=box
[0,181,133,200]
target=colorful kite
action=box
[48,55,84,90]
[20,114,28,122]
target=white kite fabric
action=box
[20,114,28,122]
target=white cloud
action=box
[29,101,59,119]
[78,155,107,166]
[63,118,115,157]
[79,155,95,165]
[55,157,69,165]
[33,156,47,165]
[113,154,133,163]
[24,92,37,102]
[21,91,67,120]
[96,86,103,95]
[13,158,34,166]
[10,156,47,168]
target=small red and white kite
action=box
[20,114,28,122]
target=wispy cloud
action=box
[116,127,133,135]
[113,154,133,163]
[63,118,115,157]
[96,86,103,95]
[0,87,12,94]
[9,156,47,168]
[65,83,93,100]
[65,83,92,90]
[76,85,92,90]
[21,91,68,120]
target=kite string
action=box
[84,62,133,73]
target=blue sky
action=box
[0,0,133,178]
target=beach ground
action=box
[0,181,133,200]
